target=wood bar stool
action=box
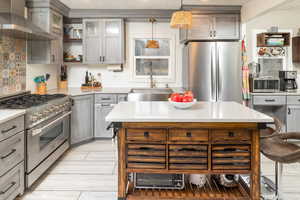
[260,118,300,200]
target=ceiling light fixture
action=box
[146,18,159,49]
[170,0,192,29]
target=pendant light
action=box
[170,0,192,29]
[146,18,159,49]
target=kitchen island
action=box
[106,101,273,200]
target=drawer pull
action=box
[1,149,17,160]
[0,181,16,195]
[179,148,198,152]
[101,98,111,100]
[186,132,192,137]
[265,99,275,102]
[144,132,149,137]
[139,147,151,150]
[1,125,17,134]
[228,132,235,137]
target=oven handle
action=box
[31,111,72,137]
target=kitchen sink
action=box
[128,88,173,102]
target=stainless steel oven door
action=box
[26,111,71,173]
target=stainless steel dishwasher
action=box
[94,94,127,138]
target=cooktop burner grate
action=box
[0,94,67,109]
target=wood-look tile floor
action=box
[18,140,300,200]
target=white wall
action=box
[244,9,300,83]
[67,22,183,88]
[26,64,59,92]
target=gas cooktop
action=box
[0,94,67,109]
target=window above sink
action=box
[130,33,176,83]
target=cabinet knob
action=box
[228,132,235,137]
[186,132,192,137]
[144,132,149,137]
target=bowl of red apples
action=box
[169,91,196,109]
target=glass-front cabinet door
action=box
[50,10,63,35]
[102,19,124,64]
[83,19,103,64]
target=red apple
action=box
[182,95,193,102]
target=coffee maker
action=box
[279,71,298,92]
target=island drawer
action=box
[212,145,251,170]
[211,130,251,143]
[169,129,209,142]
[0,116,24,143]
[126,129,167,142]
[127,144,166,169]
[168,145,208,170]
[0,132,24,177]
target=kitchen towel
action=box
[242,38,251,102]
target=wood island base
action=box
[117,122,264,200]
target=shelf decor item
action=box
[170,0,192,29]
[146,18,159,49]
[257,32,290,47]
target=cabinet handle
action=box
[288,108,291,115]
[228,132,235,137]
[214,30,217,37]
[210,31,213,37]
[0,182,16,195]
[1,125,17,134]
[52,55,55,62]
[144,132,149,137]
[101,98,111,101]
[103,56,105,62]
[1,149,16,160]
[186,132,192,137]
[265,99,275,102]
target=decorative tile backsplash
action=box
[0,36,26,96]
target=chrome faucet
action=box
[149,61,156,88]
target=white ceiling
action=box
[59,0,181,9]
[274,0,300,10]
[59,0,251,10]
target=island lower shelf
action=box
[117,122,262,200]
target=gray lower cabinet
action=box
[0,115,25,200]
[287,105,300,132]
[0,162,24,200]
[71,95,94,145]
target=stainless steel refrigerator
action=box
[182,41,242,103]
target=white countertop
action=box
[106,101,273,123]
[251,91,300,96]
[0,110,26,124]
[47,87,184,96]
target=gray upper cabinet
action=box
[213,15,240,40]
[83,19,125,64]
[27,8,63,65]
[71,95,94,145]
[180,14,240,41]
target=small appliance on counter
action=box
[279,71,298,92]
[250,77,280,93]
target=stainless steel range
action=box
[0,92,71,188]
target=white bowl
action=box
[168,98,196,109]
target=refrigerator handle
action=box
[216,45,221,101]
[211,46,216,101]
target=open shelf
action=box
[64,38,82,43]
[257,32,290,47]
[127,180,250,200]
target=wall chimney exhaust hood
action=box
[0,0,55,40]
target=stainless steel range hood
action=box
[0,0,55,40]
